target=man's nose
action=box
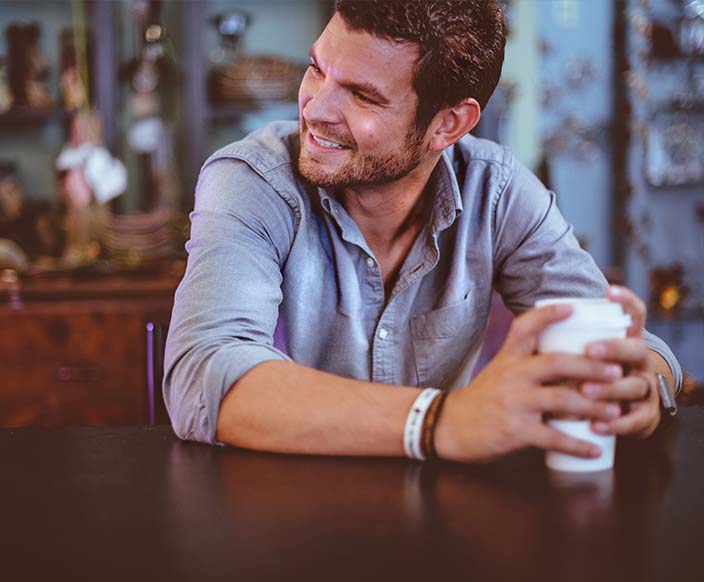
[302,81,343,126]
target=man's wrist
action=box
[432,391,463,462]
[647,350,677,396]
[404,388,441,460]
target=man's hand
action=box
[434,303,625,463]
[580,285,661,439]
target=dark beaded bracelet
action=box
[421,390,449,460]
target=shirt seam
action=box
[489,147,515,270]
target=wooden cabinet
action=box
[0,274,179,428]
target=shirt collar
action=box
[317,187,336,215]
[306,147,464,233]
[432,147,464,233]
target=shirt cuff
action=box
[643,328,683,396]
[202,342,293,444]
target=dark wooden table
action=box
[2,404,704,582]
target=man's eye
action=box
[353,91,375,105]
[308,63,322,75]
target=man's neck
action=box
[339,154,441,255]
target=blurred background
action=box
[0,0,701,428]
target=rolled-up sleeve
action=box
[163,158,297,444]
[493,158,683,393]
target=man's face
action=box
[298,14,428,189]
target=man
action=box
[164,1,681,462]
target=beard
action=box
[297,120,426,189]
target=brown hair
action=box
[336,0,507,131]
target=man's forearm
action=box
[215,360,420,456]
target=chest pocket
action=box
[409,292,486,388]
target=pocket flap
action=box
[410,292,475,339]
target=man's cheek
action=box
[298,76,315,115]
[353,119,386,150]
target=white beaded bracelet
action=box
[403,388,441,461]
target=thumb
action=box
[502,303,573,357]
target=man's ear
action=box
[427,98,482,152]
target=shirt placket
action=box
[371,231,440,385]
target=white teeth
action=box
[312,134,345,149]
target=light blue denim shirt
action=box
[163,121,682,444]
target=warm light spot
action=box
[659,284,681,311]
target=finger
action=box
[581,375,652,402]
[502,303,573,357]
[530,424,602,458]
[606,285,646,337]
[585,337,648,366]
[526,352,623,384]
[591,399,659,438]
[530,386,622,422]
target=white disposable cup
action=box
[535,298,631,472]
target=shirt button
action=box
[366,257,375,268]
[378,327,388,340]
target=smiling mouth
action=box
[309,131,350,150]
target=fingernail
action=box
[605,365,622,379]
[606,404,621,418]
[554,304,572,315]
[589,445,602,457]
[608,286,622,296]
[587,343,606,358]
[593,422,610,434]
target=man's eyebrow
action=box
[308,50,391,106]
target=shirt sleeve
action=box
[492,157,683,393]
[163,157,297,444]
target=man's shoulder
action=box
[450,134,545,197]
[198,121,304,217]
[453,133,513,168]
[204,120,300,176]
[445,134,517,206]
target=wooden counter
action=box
[0,272,181,427]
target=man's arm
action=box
[216,305,624,462]
[489,158,682,437]
[216,361,417,455]
[163,158,297,444]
